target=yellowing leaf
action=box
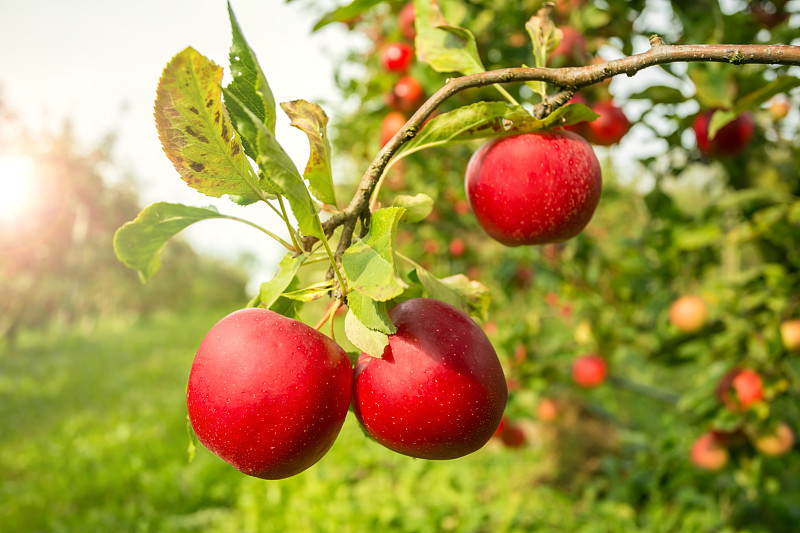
[154,47,262,201]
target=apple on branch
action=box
[352,298,508,460]
[464,131,602,246]
[691,431,729,471]
[186,308,353,480]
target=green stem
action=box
[494,84,519,106]
[320,234,348,298]
[222,215,295,251]
[276,195,302,250]
[396,251,426,271]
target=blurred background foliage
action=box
[2,0,800,531]
[0,109,250,345]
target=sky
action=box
[0,0,359,286]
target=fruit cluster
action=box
[187,298,507,479]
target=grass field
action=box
[0,308,733,533]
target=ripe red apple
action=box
[547,26,589,67]
[380,111,407,146]
[500,422,526,448]
[464,130,602,246]
[584,101,630,146]
[716,367,764,412]
[385,75,425,112]
[352,298,508,460]
[691,431,729,470]
[693,110,754,158]
[669,295,707,333]
[187,308,353,479]
[448,237,466,257]
[571,354,607,388]
[780,319,800,352]
[380,42,414,72]
[398,2,416,41]
[754,422,794,457]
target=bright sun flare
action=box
[0,154,38,224]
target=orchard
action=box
[109,0,800,530]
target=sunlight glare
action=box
[0,154,37,224]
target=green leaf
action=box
[392,193,434,223]
[224,89,325,240]
[673,225,722,251]
[280,100,337,206]
[281,279,336,302]
[255,253,303,309]
[414,0,485,75]
[224,1,277,162]
[342,207,408,301]
[396,102,595,158]
[628,85,686,104]
[525,9,561,98]
[708,76,800,137]
[344,308,390,358]
[312,0,383,31]
[414,268,491,322]
[154,47,262,202]
[688,63,736,110]
[113,202,226,282]
[346,290,395,334]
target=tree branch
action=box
[305,40,800,257]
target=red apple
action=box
[691,431,729,470]
[352,298,508,460]
[716,367,764,412]
[548,26,589,67]
[187,308,353,479]
[464,130,602,246]
[398,2,416,41]
[754,422,794,457]
[669,295,707,333]
[571,354,607,388]
[780,319,800,352]
[500,423,527,448]
[693,110,754,158]
[386,75,425,112]
[448,237,466,257]
[380,111,407,146]
[584,101,630,146]
[380,42,414,72]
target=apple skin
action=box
[380,111,407,146]
[571,354,607,388]
[547,26,588,67]
[465,131,602,246]
[716,367,764,412]
[669,295,707,333]
[691,431,729,471]
[398,2,416,41]
[386,75,425,113]
[381,42,414,73]
[352,298,508,460]
[537,397,559,422]
[187,308,353,480]
[754,422,794,457]
[584,101,630,146]
[780,319,800,352]
[693,110,754,158]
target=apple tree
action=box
[114,0,800,528]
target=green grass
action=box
[0,309,733,533]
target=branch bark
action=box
[306,40,800,258]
